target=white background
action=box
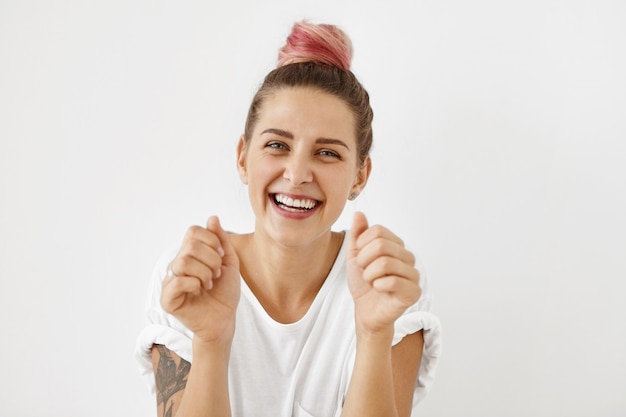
[1,1,625,416]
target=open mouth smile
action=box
[272,193,321,213]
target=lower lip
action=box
[270,195,320,220]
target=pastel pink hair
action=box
[278,21,353,71]
[244,21,373,166]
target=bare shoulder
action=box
[228,232,251,253]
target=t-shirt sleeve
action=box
[391,263,443,409]
[134,245,194,393]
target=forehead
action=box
[254,87,356,142]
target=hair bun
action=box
[278,20,353,71]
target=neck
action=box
[235,229,344,323]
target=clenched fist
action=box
[347,212,422,335]
[161,216,240,344]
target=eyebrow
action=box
[261,128,350,150]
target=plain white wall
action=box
[1,0,625,416]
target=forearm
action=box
[175,337,232,417]
[341,326,398,417]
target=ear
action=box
[350,156,372,198]
[236,136,248,185]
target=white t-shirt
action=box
[135,234,442,417]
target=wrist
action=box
[192,317,236,344]
[355,321,394,346]
[192,327,234,359]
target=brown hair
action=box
[243,21,373,167]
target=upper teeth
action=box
[275,194,317,209]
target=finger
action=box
[178,235,224,267]
[161,275,205,313]
[183,225,223,253]
[361,256,419,284]
[371,275,422,302]
[175,234,225,288]
[163,273,205,295]
[206,216,238,268]
[348,211,369,260]
[355,224,404,251]
[355,239,416,270]
[169,256,219,290]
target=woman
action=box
[135,20,441,417]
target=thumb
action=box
[205,216,238,266]
[348,211,369,258]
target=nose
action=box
[283,151,313,185]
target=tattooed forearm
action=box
[154,345,191,417]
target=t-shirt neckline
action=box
[239,232,348,330]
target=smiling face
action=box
[237,87,371,248]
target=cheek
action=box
[322,167,357,195]
[246,156,280,190]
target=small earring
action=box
[349,191,359,201]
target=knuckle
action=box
[372,238,386,254]
[186,225,205,241]
[378,256,392,275]
[168,275,186,291]
[177,254,194,272]
[414,266,421,282]
[407,251,416,266]
[379,256,394,273]
[369,225,387,238]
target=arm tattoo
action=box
[154,345,191,417]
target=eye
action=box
[318,149,341,159]
[266,141,288,151]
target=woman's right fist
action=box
[161,216,240,343]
